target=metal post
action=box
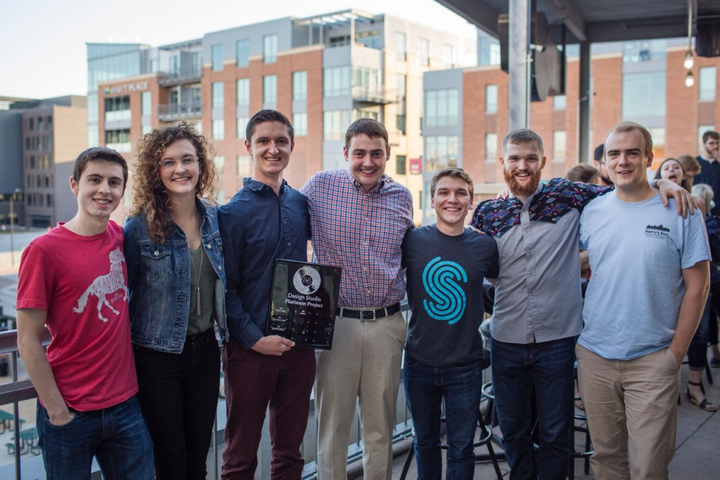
[508,0,531,130]
[578,42,592,164]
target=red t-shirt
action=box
[17,221,138,411]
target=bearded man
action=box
[471,128,691,479]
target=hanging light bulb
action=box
[684,50,694,69]
[686,70,695,87]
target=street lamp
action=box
[9,188,21,267]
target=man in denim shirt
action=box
[219,110,314,479]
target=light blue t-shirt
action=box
[579,192,710,360]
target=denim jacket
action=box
[124,199,228,353]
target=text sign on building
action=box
[103,82,149,96]
[409,157,422,174]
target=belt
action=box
[336,303,401,321]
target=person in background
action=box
[695,130,720,215]
[124,122,226,479]
[678,154,702,188]
[591,143,613,186]
[567,164,600,185]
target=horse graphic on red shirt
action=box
[73,248,129,322]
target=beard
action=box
[503,168,543,198]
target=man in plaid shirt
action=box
[301,118,414,479]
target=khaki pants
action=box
[315,311,406,480]
[576,344,681,480]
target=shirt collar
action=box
[243,177,288,194]
[344,169,388,193]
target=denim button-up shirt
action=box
[124,199,228,353]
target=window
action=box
[214,156,225,175]
[38,117,44,132]
[395,32,406,61]
[212,82,224,109]
[354,67,380,96]
[212,119,224,140]
[236,39,250,67]
[47,116,52,129]
[211,44,224,71]
[622,72,666,118]
[418,38,430,66]
[354,109,378,121]
[237,116,249,139]
[486,84,498,113]
[395,74,406,102]
[237,155,252,177]
[553,95,566,110]
[485,133,498,162]
[25,137,30,149]
[553,131,566,162]
[649,127,665,159]
[263,34,277,63]
[479,37,501,67]
[105,129,131,151]
[191,52,201,74]
[293,71,307,101]
[324,66,351,97]
[425,89,459,127]
[323,110,351,141]
[142,125,152,136]
[396,155,407,175]
[141,91,152,116]
[28,117,34,131]
[105,96,131,122]
[442,44,454,66]
[30,155,35,168]
[263,75,277,104]
[396,115,406,135]
[425,135,459,172]
[236,79,249,106]
[293,113,307,136]
[700,67,717,102]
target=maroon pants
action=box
[221,339,316,480]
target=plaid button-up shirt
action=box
[302,169,414,309]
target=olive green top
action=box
[187,245,217,335]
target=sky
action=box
[0,0,477,99]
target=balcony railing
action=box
[352,86,395,105]
[157,102,203,122]
[157,68,203,87]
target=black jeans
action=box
[134,328,220,480]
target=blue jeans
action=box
[491,336,575,480]
[403,355,484,480]
[37,395,154,480]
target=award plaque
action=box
[266,259,342,349]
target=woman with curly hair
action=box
[124,122,228,479]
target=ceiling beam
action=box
[542,0,587,41]
[585,16,688,43]
[435,0,501,37]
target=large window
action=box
[485,133,498,163]
[442,44,454,66]
[105,96,131,122]
[236,79,249,106]
[141,91,152,116]
[396,74,406,102]
[354,67,380,95]
[263,34,277,63]
[395,32,406,61]
[324,66,351,97]
[263,75,277,104]
[211,44,224,71]
[293,71,307,101]
[212,82,224,109]
[237,116,249,139]
[425,135,459,172]
[396,155,407,175]
[553,95,566,110]
[622,72,666,118]
[553,131,566,162]
[293,113,307,136]
[649,127,665,159]
[105,129,131,152]
[237,155,252,178]
[418,38,430,66]
[324,110,351,141]
[236,39,250,67]
[700,67,717,102]
[212,119,224,140]
[426,89,459,127]
[485,85,498,113]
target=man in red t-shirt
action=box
[17,147,153,480]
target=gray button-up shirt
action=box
[472,178,609,344]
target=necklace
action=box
[190,246,203,316]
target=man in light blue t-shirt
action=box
[578,121,710,480]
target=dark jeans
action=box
[688,298,711,370]
[709,282,720,346]
[134,328,220,480]
[491,336,575,480]
[403,355,484,480]
[222,339,316,480]
[37,395,153,480]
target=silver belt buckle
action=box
[360,308,378,322]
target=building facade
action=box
[421,38,720,223]
[88,10,477,224]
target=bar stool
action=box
[570,363,593,477]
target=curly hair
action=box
[130,122,218,244]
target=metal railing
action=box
[157,101,203,121]
[157,69,203,87]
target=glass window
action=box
[354,67,380,96]
[396,155,407,175]
[553,95,566,110]
[141,91,152,116]
[442,44,453,66]
[700,67,717,102]
[418,38,430,66]
[479,37,501,66]
[237,155,252,177]
[293,113,307,136]
[425,135,459,172]
[28,118,34,131]
[486,84,498,113]
[395,32,406,61]
[142,125,152,136]
[104,96,131,122]
[212,119,224,140]
[214,156,225,175]
[649,127,665,159]
[237,116,249,139]
[425,89,459,127]
[236,39,250,67]
[263,34,277,63]
[396,115,406,135]
[323,66,351,97]
[485,133,497,162]
[169,55,178,75]
[236,79,249,106]
[553,131,566,162]
[622,72,666,118]
[212,44,224,71]
[323,110,351,141]
[263,75,277,104]
[191,52,201,75]
[38,117,44,132]
[105,129,131,151]
[212,82,224,109]
[395,74,406,102]
[293,71,307,101]
[47,116,53,129]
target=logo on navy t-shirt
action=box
[645,224,670,239]
[422,256,467,325]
